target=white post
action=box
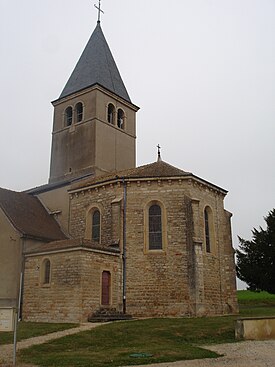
[13,308,18,366]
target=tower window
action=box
[149,204,162,250]
[92,210,101,242]
[65,106,73,126]
[107,104,115,124]
[117,109,125,129]
[76,102,83,122]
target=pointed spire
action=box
[59,22,131,102]
[157,144,162,162]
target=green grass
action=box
[8,291,275,367]
[238,290,275,304]
[19,318,228,367]
[0,322,78,346]
[237,290,275,317]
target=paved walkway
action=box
[0,323,101,366]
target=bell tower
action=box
[49,21,139,184]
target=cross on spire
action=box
[94,0,104,23]
[157,144,162,161]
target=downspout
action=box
[18,238,25,320]
[122,177,127,314]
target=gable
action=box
[0,188,67,241]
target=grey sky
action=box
[0,1,274,289]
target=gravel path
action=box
[124,340,275,367]
[1,324,275,367]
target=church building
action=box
[0,16,238,323]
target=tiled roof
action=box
[0,188,67,241]
[59,23,131,103]
[71,160,191,190]
[70,159,227,194]
[24,238,120,255]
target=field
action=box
[1,291,275,367]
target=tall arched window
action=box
[92,210,100,242]
[107,104,115,124]
[204,206,214,253]
[149,204,162,250]
[42,259,51,284]
[76,102,83,122]
[65,106,73,126]
[117,109,124,129]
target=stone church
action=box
[0,19,238,323]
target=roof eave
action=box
[52,83,140,111]
[69,174,228,195]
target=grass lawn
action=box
[0,322,78,346]
[238,290,275,317]
[11,291,275,367]
[19,317,228,367]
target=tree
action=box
[236,209,275,294]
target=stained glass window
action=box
[92,210,100,242]
[44,259,51,284]
[149,204,162,250]
[204,208,211,252]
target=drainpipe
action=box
[18,238,25,320]
[122,177,127,314]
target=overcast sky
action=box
[0,1,274,289]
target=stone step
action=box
[88,308,132,322]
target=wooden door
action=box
[101,271,111,305]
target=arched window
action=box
[75,102,83,123]
[117,108,124,129]
[92,210,100,242]
[107,104,115,124]
[65,106,73,126]
[204,206,214,253]
[42,259,51,284]
[149,204,162,250]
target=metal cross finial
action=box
[157,144,162,161]
[94,0,104,23]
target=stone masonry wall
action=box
[68,176,238,318]
[23,249,121,323]
[125,180,192,317]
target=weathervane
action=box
[94,0,104,23]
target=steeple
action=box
[49,20,139,184]
[59,22,131,103]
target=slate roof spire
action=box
[59,22,131,102]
